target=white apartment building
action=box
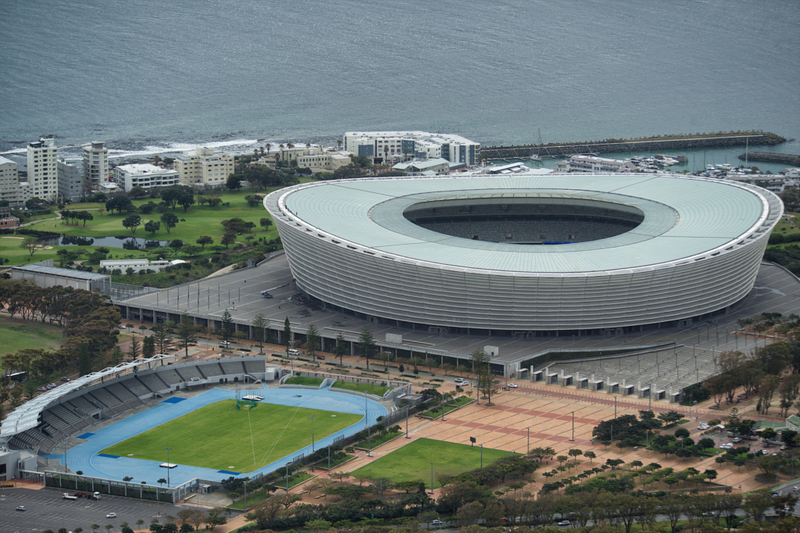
[174,148,235,187]
[27,136,59,201]
[343,131,480,167]
[114,164,179,192]
[278,144,324,164]
[296,151,352,173]
[0,156,20,205]
[58,160,83,202]
[557,155,637,173]
[83,141,109,187]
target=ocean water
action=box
[1,0,798,165]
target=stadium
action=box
[265,174,783,335]
[0,355,389,494]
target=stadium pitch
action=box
[101,400,361,472]
[353,438,515,489]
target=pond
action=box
[38,235,171,250]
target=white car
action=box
[106,512,117,518]
[454,378,468,385]
[719,443,733,449]
[698,423,710,430]
[507,383,519,388]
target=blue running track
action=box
[58,387,387,485]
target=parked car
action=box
[16,505,25,511]
[317,355,325,360]
[61,377,70,382]
[454,378,468,385]
[106,512,117,518]
[219,341,232,347]
[558,520,571,526]
[698,423,710,430]
[507,383,518,389]
[431,520,443,526]
[732,437,742,443]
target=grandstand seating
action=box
[129,374,162,395]
[220,361,246,376]
[199,362,225,377]
[243,360,264,375]
[174,364,204,381]
[123,377,150,397]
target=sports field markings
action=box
[258,404,302,467]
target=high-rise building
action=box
[0,156,20,205]
[26,136,58,201]
[58,160,83,202]
[83,141,109,188]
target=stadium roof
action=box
[275,174,780,274]
[0,355,173,439]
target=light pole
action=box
[527,427,530,456]
[570,411,575,441]
[311,415,315,453]
[165,447,172,488]
[430,462,434,493]
[406,406,410,439]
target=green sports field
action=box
[100,400,361,472]
[353,438,515,489]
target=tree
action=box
[358,325,376,370]
[756,454,784,482]
[105,195,134,214]
[227,174,244,190]
[221,309,235,343]
[742,490,773,523]
[306,324,320,358]
[152,324,174,354]
[22,238,39,260]
[128,335,140,360]
[160,212,179,234]
[168,239,184,255]
[144,219,160,235]
[142,335,155,358]
[333,331,348,366]
[122,215,142,235]
[252,313,269,354]
[583,450,596,463]
[176,313,197,357]
[260,217,273,231]
[779,373,800,417]
[221,231,235,248]
[759,374,780,415]
[78,341,91,376]
[196,235,213,249]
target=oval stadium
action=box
[264,174,783,335]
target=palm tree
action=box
[383,145,389,163]
[265,142,271,154]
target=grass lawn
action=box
[421,397,473,418]
[331,381,391,397]
[4,188,282,266]
[352,438,515,489]
[285,376,324,386]
[100,400,361,473]
[0,315,64,363]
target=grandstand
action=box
[2,356,275,456]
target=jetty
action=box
[480,131,785,160]
[738,151,800,167]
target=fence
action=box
[44,471,192,503]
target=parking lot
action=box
[0,487,207,533]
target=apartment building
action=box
[0,156,20,205]
[295,151,352,173]
[343,131,480,167]
[114,164,179,192]
[27,136,59,201]
[58,160,84,202]
[174,148,235,187]
[83,141,109,187]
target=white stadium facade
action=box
[264,174,782,336]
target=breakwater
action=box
[738,151,800,167]
[480,131,785,160]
